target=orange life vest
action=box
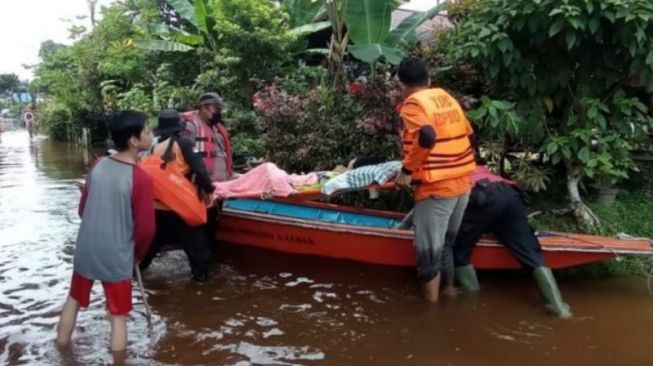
[180,111,234,180]
[181,111,216,172]
[139,138,207,226]
[402,88,476,183]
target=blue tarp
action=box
[224,199,402,229]
[12,92,32,103]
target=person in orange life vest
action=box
[395,57,476,303]
[453,161,572,318]
[181,92,233,182]
[140,109,216,282]
[180,92,233,253]
[57,110,155,352]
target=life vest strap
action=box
[423,157,476,170]
[402,132,470,146]
[435,133,470,143]
[429,147,473,158]
[426,149,474,164]
[198,151,218,158]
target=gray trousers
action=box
[404,192,470,284]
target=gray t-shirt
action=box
[73,158,154,282]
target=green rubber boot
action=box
[455,264,480,292]
[532,267,572,319]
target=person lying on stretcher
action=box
[210,156,402,200]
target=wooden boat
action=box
[217,198,653,269]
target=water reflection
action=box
[1,130,652,365]
[0,131,161,365]
[34,137,90,181]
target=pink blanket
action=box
[213,162,318,199]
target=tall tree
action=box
[0,74,20,96]
[452,0,653,226]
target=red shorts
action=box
[69,272,132,315]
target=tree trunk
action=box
[88,0,98,28]
[326,0,348,91]
[565,162,600,227]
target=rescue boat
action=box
[216,198,653,270]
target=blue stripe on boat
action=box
[224,199,402,229]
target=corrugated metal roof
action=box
[391,8,452,41]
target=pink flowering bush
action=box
[253,70,402,172]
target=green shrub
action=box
[40,103,73,141]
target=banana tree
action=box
[346,0,448,68]
[284,0,324,26]
[325,0,348,76]
[284,0,331,37]
[134,0,217,54]
[288,0,348,86]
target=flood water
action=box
[1,129,652,365]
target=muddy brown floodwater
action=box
[1,130,652,365]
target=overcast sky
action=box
[0,0,115,81]
[400,0,447,12]
[0,0,442,81]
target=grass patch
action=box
[529,189,653,277]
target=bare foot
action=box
[54,339,76,366]
[441,286,461,297]
[422,274,441,302]
[111,349,128,366]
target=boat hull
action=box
[217,207,651,270]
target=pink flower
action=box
[348,82,365,94]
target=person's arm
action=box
[78,179,89,217]
[131,167,155,262]
[397,102,436,186]
[177,137,215,193]
[181,119,197,141]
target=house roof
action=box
[391,7,453,42]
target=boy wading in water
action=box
[56,110,155,351]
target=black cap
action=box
[155,109,182,136]
[198,92,224,108]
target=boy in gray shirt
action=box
[56,110,155,352]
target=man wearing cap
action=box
[181,92,233,182]
[180,92,233,254]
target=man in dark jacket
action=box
[453,164,572,318]
[399,164,572,318]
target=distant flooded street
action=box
[1,130,652,365]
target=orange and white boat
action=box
[217,198,653,270]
